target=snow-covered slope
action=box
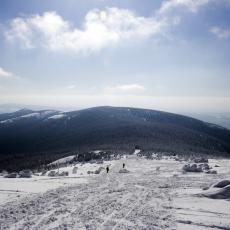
[48,113,66,120]
[49,155,76,165]
[0,109,60,124]
[0,156,230,230]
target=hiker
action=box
[123,163,125,169]
[106,166,109,173]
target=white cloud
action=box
[4,9,169,53]
[0,67,13,79]
[158,0,211,14]
[0,67,26,84]
[210,26,230,39]
[4,2,229,53]
[105,84,146,94]
[4,18,34,49]
[158,0,230,14]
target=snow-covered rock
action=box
[94,169,100,174]
[58,171,69,176]
[48,171,57,177]
[133,149,141,155]
[72,167,78,174]
[41,170,47,176]
[202,185,230,199]
[93,150,102,154]
[94,167,104,174]
[4,173,18,178]
[87,171,94,175]
[182,163,214,173]
[119,169,129,173]
[205,170,217,174]
[200,163,210,170]
[213,180,230,188]
[19,170,32,178]
[0,170,8,176]
[183,164,203,172]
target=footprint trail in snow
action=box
[0,158,175,230]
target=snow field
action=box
[0,160,115,206]
[0,156,229,229]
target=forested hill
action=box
[0,106,230,157]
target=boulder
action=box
[87,171,94,175]
[174,157,182,162]
[41,170,47,176]
[202,185,230,199]
[94,169,101,174]
[19,170,32,178]
[183,164,203,172]
[72,167,78,174]
[205,170,217,174]
[202,186,210,190]
[94,167,104,174]
[58,171,69,176]
[4,173,18,178]
[119,169,129,173]
[213,180,230,188]
[1,170,8,176]
[201,163,210,170]
[48,171,57,177]
[183,163,214,173]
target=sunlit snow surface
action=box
[48,114,66,119]
[49,155,76,165]
[20,112,41,118]
[0,156,229,229]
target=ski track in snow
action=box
[0,157,230,230]
[0,158,175,230]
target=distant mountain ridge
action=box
[0,106,230,158]
[185,112,230,130]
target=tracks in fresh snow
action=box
[0,159,175,230]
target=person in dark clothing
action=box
[106,166,109,173]
[123,163,125,169]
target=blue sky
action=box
[0,0,230,113]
